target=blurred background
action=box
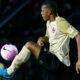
[0,0,80,80]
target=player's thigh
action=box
[25,41,41,59]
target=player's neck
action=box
[50,14,56,22]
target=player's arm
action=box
[56,17,80,74]
[75,33,80,74]
[37,36,49,46]
[37,28,49,46]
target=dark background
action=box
[0,0,80,80]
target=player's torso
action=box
[47,19,70,52]
[47,18,70,66]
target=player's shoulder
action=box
[56,16,70,33]
[56,16,67,22]
[56,16,69,28]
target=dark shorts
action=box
[38,43,65,71]
[38,43,72,80]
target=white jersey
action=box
[45,16,79,66]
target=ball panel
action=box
[6,50,16,60]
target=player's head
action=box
[41,1,57,21]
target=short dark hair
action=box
[42,1,57,15]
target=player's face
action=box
[41,5,50,21]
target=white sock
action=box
[7,46,31,75]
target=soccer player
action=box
[0,1,80,80]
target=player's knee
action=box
[25,41,34,49]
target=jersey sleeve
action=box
[56,17,79,39]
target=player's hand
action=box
[37,37,44,46]
[76,59,80,74]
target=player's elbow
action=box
[75,33,80,43]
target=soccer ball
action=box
[0,44,18,61]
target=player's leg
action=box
[0,41,41,76]
[7,41,41,75]
[25,41,41,59]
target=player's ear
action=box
[48,9,52,15]
[48,9,53,15]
